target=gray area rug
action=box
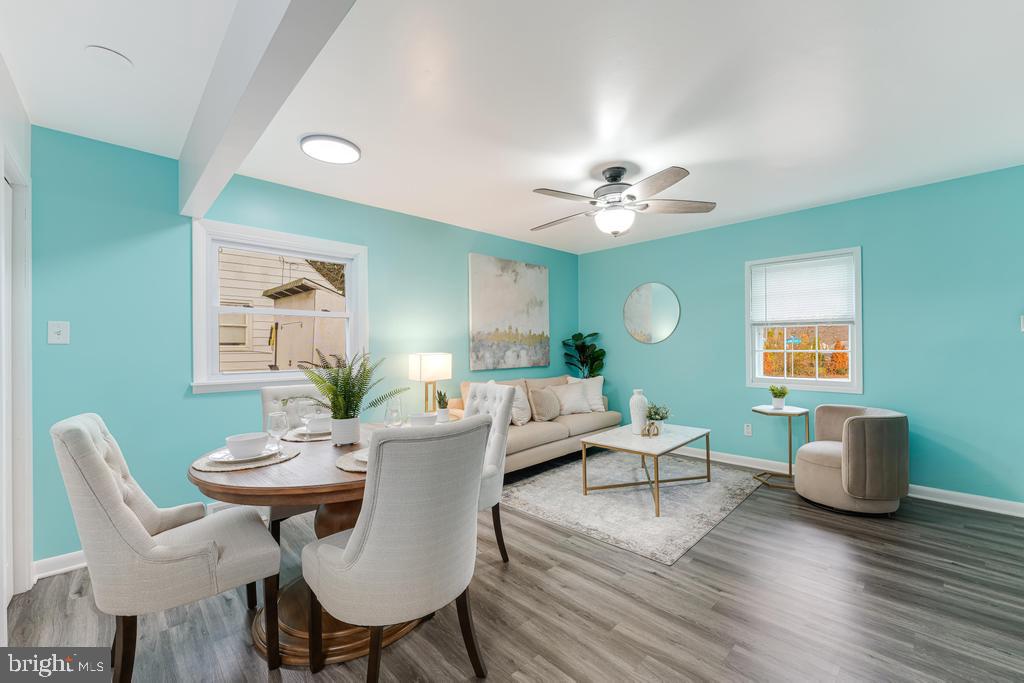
[501,451,762,565]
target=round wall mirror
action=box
[623,282,680,344]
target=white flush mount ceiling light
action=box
[300,134,361,164]
[594,207,635,236]
[84,45,134,69]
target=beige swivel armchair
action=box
[795,405,909,514]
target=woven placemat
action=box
[282,427,330,443]
[336,450,368,473]
[192,447,300,473]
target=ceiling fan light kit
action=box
[531,164,716,237]
[594,207,635,236]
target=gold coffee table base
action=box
[753,471,795,489]
[581,431,712,517]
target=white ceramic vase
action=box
[436,408,450,423]
[629,389,649,435]
[332,417,360,445]
[772,397,785,410]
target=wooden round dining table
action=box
[187,430,422,667]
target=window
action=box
[745,248,862,393]
[192,219,368,393]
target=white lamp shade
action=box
[408,352,452,382]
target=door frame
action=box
[1,140,33,615]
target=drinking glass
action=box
[384,398,403,427]
[296,400,315,432]
[267,411,289,448]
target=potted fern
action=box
[299,351,409,445]
[436,389,450,423]
[769,384,789,410]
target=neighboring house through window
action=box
[746,247,862,393]
[193,219,368,393]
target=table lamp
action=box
[408,352,452,412]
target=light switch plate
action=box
[48,321,70,345]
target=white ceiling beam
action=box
[178,0,356,217]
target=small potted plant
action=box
[769,384,789,410]
[642,403,670,437]
[300,350,409,445]
[436,389,450,422]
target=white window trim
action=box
[192,218,369,394]
[744,247,863,394]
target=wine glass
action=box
[384,397,403,427]
[267,411,289,448]
[296,400,315,434]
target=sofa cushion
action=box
[553,410,622,437]
[567,376,606,412]
[494,379,531,426]
[529,388,560,422]
[525,375,567,417]
[506,421,570,454]
[796,440,842,468]
[548,382,592,415]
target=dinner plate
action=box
[352,447,369,463]
[208,443,282,463]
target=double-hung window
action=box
[192,219,368,393]
[746,247,862,393]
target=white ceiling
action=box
[240,0,1024,253]
[0,0,237,158]
[3,1,1023,253]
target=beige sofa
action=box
[449,375,621,473]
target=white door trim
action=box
[1,144,32,599]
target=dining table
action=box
[187,426,422,667]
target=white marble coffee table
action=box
[579,423,711,517]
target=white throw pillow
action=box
[487,380,531,426]
[567,376,605,412]
[548,381,592,415]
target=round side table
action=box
[751,405,809,489]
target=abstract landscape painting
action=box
[469,253,549,370]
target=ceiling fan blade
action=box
[625,166,690,201]
[634,199,716,214]
[533,188,596,203]
[530,211,593,232]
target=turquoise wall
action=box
[580,165,1024,503]
[31,127,579,559]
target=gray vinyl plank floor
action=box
[8,482,1024,682]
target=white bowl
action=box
[226,432,269,458]
[306,415,331,433]
[409,412,437,427]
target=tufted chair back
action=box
[305,415,492,625]
[463,382,515,510]
[261,384,318,429]
[463,382,515,473]
[50,415,166,611]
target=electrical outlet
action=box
[743,423,752,437]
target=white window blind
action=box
[749,252,856,325]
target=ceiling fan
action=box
[531,165,716,236]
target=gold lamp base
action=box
[423,380,437,413]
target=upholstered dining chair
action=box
[304,415,493,681]
[463,382,516,562]
[50,413,282,681]
[795,404,910,514]
[260,384,319,548]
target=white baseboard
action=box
[675,445,790,475]
[29,501,269,585]
[907,484,1024,518]
[677,445,1024,518]
[33,550,86,581]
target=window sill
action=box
[747,379,863,395]
[192,374,309,395]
